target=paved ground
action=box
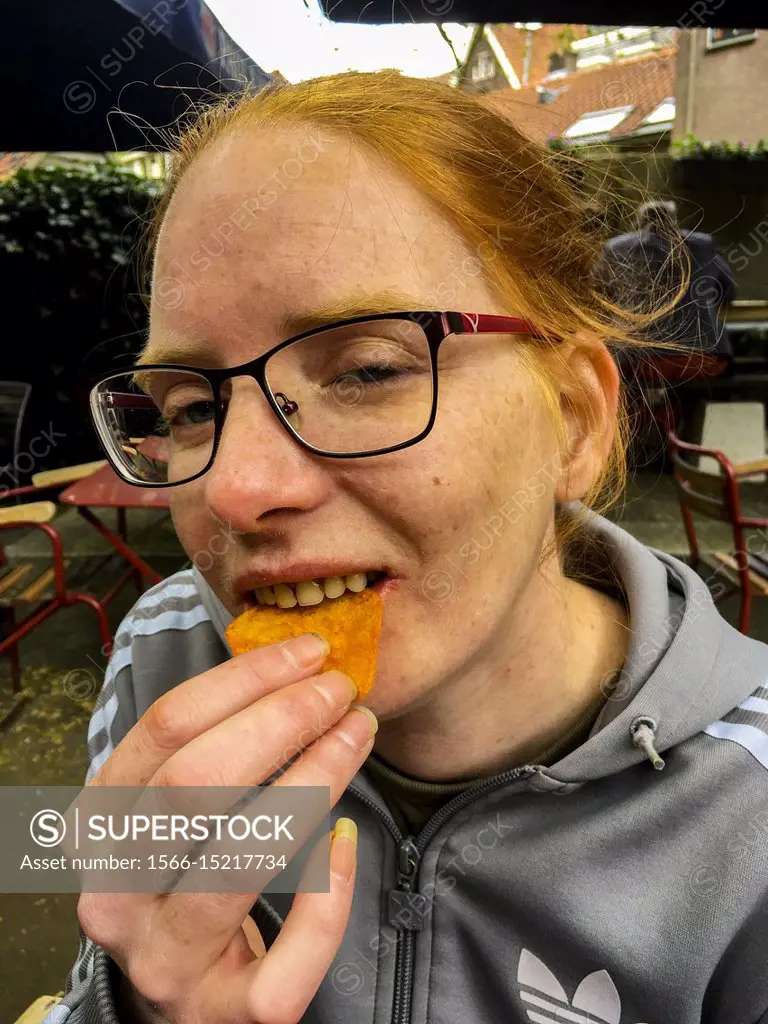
[1,480,767,1019]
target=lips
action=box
[244,571,387,609]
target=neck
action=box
[374,559,630,782]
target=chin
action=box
[360,665,432,720]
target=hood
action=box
[537,509,767,788]
[193,513,767,788]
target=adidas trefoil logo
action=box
[517,949,650,1024]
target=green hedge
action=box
[670,134,768,161]
[0,164,163,476]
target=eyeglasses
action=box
[89,311,550,488]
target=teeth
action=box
[323,576,346,599]
[274,584,297,609]
[296,580,324,607]
[253,572,381,607]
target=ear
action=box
[554,337,619,502]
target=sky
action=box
[206,0,476,81]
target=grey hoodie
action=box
[47,515,768,1024]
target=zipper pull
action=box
[397,837,419,890]
[388,837,425,932]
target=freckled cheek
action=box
[391,449,490,557]
[395,405,553,578]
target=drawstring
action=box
[630,716,665,771]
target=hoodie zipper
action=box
[349,764,537,1024]
[390,836,420,1024]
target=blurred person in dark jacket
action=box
[601,199,737,377]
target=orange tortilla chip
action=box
[226,588,382,698]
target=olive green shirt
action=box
[364,695,607,836]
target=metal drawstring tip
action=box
[630,717,666,771]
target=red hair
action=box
[150,71,677,531]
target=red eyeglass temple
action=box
[451,312,551,339]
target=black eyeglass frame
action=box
[89,310,551,489]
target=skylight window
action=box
[564,106,633,138]
[644,97,675,125]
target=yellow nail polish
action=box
[333,817,358,845]
[331,817,358,883]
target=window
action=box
[538,86,566,106]
[576,54,612,69]
[564,106,634,139]
[643,97,675,125]
[616,40,657,57]
[471,51,496,82]
[706,28,758,50]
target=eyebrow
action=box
[280,289,429,336]
[140,289,431,366]
[138,329,214,368]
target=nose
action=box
[203,379,330,532]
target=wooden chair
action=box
[668,429,768,635]
[0,464,112,693]
[12,994,62,1024]
[31,460,106,489]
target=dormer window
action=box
[471,52,496,82]
[564,106,634,140]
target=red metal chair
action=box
[0,479,113,693]
[668,429,768,635]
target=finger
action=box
[127,668,358,883]
[143,708,375,981]
[273,706,378,794]
[79,638,335,959]
[92,633,330,787]
[229,820,359,1024]
[150,669,357,789]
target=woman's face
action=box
[149,126,588,718]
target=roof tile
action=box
[490,24,589,87]
[479,47,677,143]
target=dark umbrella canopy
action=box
[1,0,269,152]
[321,0,766,25]
[115,0,272,90]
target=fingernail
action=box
[312,670,358,707]
[337,705,378,750]
[331,817,358,882]
[351,705,378,735]
[281,633,330,668]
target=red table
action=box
[60,463,172,595]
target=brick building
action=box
[457,24,589,93]
[477,42,677,150]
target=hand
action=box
[78,633,376,1024]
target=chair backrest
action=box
[635,353,729,386]
[0,382,32,494]
[668,430,740,524]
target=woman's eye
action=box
[168,400,216,426]
[337,364,403,385]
